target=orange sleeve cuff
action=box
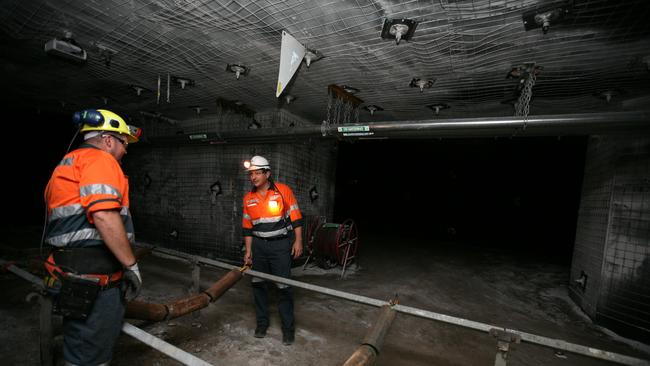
[85,199,122,222]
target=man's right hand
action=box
[122,262,142,301]
[244,251,252,266]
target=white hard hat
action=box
[244,155,270,171]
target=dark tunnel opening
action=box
[6,111,75,227]
[6,109,588,268]
[333,136,588,265]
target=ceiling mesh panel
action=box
[0,0,649,122]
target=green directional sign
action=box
[337,126,370,133]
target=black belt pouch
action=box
[53,274,100,320]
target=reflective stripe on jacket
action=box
[242,182,303,238]
[44,144,135,248]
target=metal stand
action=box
[301,252,314,271]
[338,219,358,279]
[190,260,201,319]
[490,328,521,366]
[38,293,54,366]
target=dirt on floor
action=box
[1,227,649,365]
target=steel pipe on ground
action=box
[343,304,397,366]
[121,322,213,366]
[125,300,169,322]
[125,268,243,321]
[0,258,215,366]
[145,246,650,366]
[1,258,45,285]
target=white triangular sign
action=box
[276,30,305,97]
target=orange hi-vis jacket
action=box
[44,144,135,248]
[242,182,303,239]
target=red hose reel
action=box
[304,216,359,276]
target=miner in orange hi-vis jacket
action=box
[43,109,143,366]
[242,155,303,345]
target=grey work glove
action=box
[122,262,142,301]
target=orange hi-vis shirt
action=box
[44,144,135,248]
[242,182,303,239]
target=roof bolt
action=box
[427,103,450,115]
[227,64,249,80]
[364,104,383,116]
[304,49,323,67]
[410,78,435,92]
[390,24,410,45]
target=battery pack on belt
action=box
[54,273,101,320]
[44,256,123,319]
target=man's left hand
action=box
[291,241,303,259]
[122,262,142,301]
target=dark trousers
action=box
[252,236,294,332]
[62,287,124,365]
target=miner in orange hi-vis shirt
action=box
[242,155,303,345]
[43,109,143,366]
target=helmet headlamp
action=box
[243,155,270,171]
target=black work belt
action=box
[52,246,122,275]
[256,236,288,241]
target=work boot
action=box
[282,330,295,345]
[254,327,267,338]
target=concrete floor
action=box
[1,226,649,365]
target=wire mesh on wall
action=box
[599,144,650,340]
[126,111,337,262]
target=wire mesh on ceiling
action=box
[0,0,649,122]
